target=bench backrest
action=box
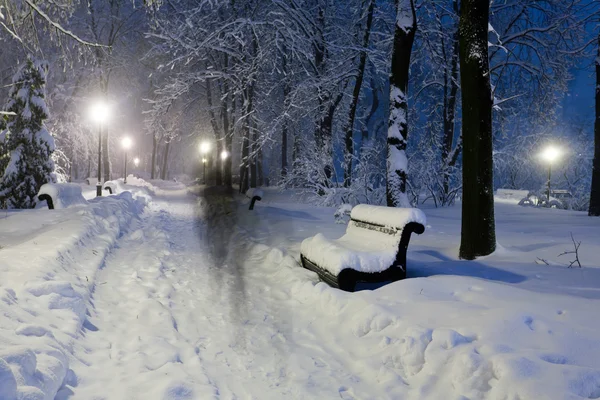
[346,205,426,267]
[349,205,426,231]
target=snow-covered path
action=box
[67,187,383,399]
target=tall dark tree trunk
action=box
[441,0,461,199]
[590,33,600,216]
[151,134,158,179]
[102,126,111,182]
[250,124,257,189]
[160,141,170,180]
[224,90,234,187]
[387,0,416,208]
[281,45,291,178]
[344,0,375,186]
[206,78,223,185]
[87,151,91,179]
[458,0,496,259]
[222,56,233,187]
[240,84,253,194]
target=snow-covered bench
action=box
[245,188,264,210]
[37,183,87,210]
[300,205,426,291]
[103,181,118,194]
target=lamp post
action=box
[200,141,211,184]
[541,145,561,206]
[90,101,109,197]
[122,137,133,184]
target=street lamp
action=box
[122,136,133,184]
[200,141,211,184]
[541,145,562,206]
[89,100,110,197]
[221,150,229,160]
[133,157,140,167]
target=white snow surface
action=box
[37,183,87,209]
[1,182,600,399]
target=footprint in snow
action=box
[338,386,357,400]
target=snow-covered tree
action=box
[387,0,416,208]
[0,58,56,209]
[590,33,600,216]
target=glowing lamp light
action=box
[221,150,229,160]
[541,146,561,163]
[200,141,211,154]
[90,101,110,124]
[122,137,133,150]
[133,157,140,167]
[202,158,207,163]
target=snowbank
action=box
[0,191,147,399]
[38,183,87,209]
[234,192,600,399]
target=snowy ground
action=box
[1,180,600,399]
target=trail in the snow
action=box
[66,187,387,400]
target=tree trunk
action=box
[441,0,461,198]
[206,78,223,185]
[281,45,291,178]
[222,56,233,187]
[589,33,600,216]
[151,134,158,179]
[387,0,416,208]
[458,0,496,259]
[240,85,253,194]
[160,141,170,180]
[87,151,91,179]
[102,126,110,182]
[344,0,375,186]
[224,90,234,187]
[250,125,257,189]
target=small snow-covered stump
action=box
[300,205,426,291]
[37,183,87,210]
[245,188,264,210]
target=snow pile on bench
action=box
[38,183,87,209]
[301,205,426,275]
[350,204,426,227]
[246,187,264,199]
[103,180,123,194]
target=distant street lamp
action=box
[200,141,211,184]
[122,136,133,184]
[133,157,140,167]
[90,100,110,197]
[541,145,562,206]
[221,150,229,160]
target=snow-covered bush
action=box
[0,58,56,208]
[282,138,386,208]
